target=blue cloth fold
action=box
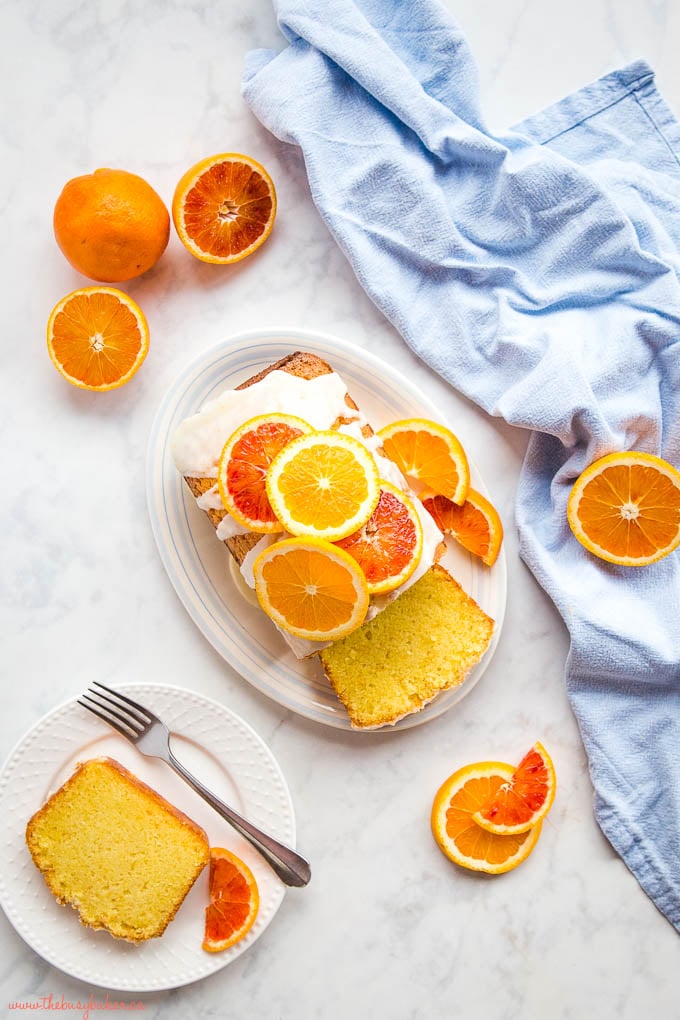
[242,0,680,928]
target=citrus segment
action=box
[202,847,259,953]
[472,742,556,835]
[567,451,680,566]
[253,536,369,641]
[217,414,313,533]
[172,153,276,264]
[377,419,470,504]
[335,481,423,594]
[266,431,381,542]
[46,286,149,391]
[423,488,503,566]
[431,762,542,874]
[53,168,170,282]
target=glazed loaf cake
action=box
[173,351,495,727]
[25,757,210,942]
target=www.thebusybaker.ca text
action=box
[8,992,145,1020]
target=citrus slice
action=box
[46,286,149,391]
[335,481,423,594]
[431,761,542,874]
[422,488,503,566]
[252,536,369,641]
[217,414,314,533]
[567,451,680,566]
[172,153,277,264]
[377,419,470,504]
[471,742,556,836]
[266,431,381,542]
[202,847,259,953]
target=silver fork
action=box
[78,681,311,888]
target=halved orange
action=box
[252,536,369,641]
[217,414,313,533]
[567,451,680,566]
[431,761,542,874]
[46,286,149,391]
[335,481,423,594]
[266,431,381,542]
[377,419,470,504]
[472,742,556,836]
[422,488,504,566]
[172,153,276,264]
[202,847,259,953]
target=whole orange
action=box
[53,168,170,282]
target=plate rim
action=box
[146,327,507,731]
[0,682,294,991]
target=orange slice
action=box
[266,431,381,542]
[431,761,542,874]
[202,847,259,953]
[472,742,556,835]
[422,488,503,566]
[335,481,423,594]
[217,414,313,533]
[567,451,680,566]
[172,153,276,264]
[377,419,470,504]
[46,286,149,391]
[253,536,369,641]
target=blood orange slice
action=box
[202,847,259,953]
[335,481,423,594]
[172,153,276,264]
[431,761,542,874]
[472,742,556,835]
[217,414,313,533]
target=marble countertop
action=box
[1,1,679,1018]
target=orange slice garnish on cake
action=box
[266,431,381,542]
[423,488,504,566]
[431,761,542,874]
[335,481,424,594]
[471,742,556,836]
[172,153,277,265]
[202,847,259,953]
[377,418,470,504]
[47,286,149,391]
[253,536,369,641]
[217,414,313,533]
[567,451,680,566]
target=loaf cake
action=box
[172,351,495,728]
[25,757,210,942]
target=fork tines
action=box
[78,681,151,736]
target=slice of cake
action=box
[25,757,210,942]
[320,564,494,728]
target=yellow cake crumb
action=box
[25,757,210,942]
[320,564,494,729]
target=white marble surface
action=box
[1,0,679,1017]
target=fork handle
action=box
[167,750,311,887]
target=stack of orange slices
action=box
[431,742,556,874]
[215,412,504,643]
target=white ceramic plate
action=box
[0,684,294,991]
[146,329,507,730]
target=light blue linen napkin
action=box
[242,0,680,928]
